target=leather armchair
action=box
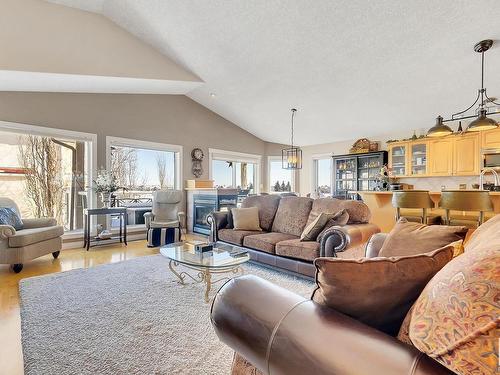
[211,275,454,375]
[144,190,185,235]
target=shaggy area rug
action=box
[19,255,314,375]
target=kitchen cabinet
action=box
[410,141,428,176]
[454,133,480,175]
[429,138,453,176]
[388,142,408,177]
[481,128,500,149]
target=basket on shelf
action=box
[349,138,379,154]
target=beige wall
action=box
[0,91,285,192]
[0,0,199,82]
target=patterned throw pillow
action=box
[0,207,23,230]
[316,209,349,243]
[407,215,500,375]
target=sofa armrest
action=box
[211,275,454,375]
[207,211,228,242]
[144,212,154,229]
[365,232,389,258]
[320,223,380,257]
[0,224,16,239]
[22,218,57,229]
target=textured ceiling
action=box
[47,0,500,145]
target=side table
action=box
[83,207,128,250]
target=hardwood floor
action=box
[0,236,201,375]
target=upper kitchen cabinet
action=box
[410,140,428,176]
[481,128,500,149]
[388,142,408,177]
[454,133,480,175]
[428,138,453,176]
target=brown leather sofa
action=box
[211,216,500,375]
[209,195,380,277]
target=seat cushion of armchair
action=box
[243,232,298,254]
[275,239,319,261]
[8,225,64,248]
[149,220,179,228]
[218,229,263,246]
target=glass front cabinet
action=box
[388,142,408,177]
[388,140,429,177]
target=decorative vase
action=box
[100,192,111,208]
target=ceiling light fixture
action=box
[282,108,302,170]
[209,92,216,98]
[427,39,500,137]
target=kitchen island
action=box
[355,190,500,232]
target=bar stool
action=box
[439,190,493,228]
[392,190,441,224]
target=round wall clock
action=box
[191,148,204,161]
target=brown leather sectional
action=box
[209,195,380,277]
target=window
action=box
[268,156,294,193]
[209,149,260,194]
[107,137,182,207]
[314,157,332,197]
[0,121,96,233]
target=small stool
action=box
[392,190,441,225]
[439,190,493,228]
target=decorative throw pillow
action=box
[311,245,454,336]
[316,209,349,243]
[378,218,468,257]
[0,207,23,230]
[407,214,500,375]
[300,212,333,241]
[231,207,262,231]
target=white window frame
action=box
[267,156,296,193]
[209,148,261,193]
[105,136,183,190]
[312,153,333,196]
[0,120,98,237]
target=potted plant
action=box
[93,169,119,208]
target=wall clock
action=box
[191,148,204,178]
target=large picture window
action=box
[268,156,294,193]
[107,137,182,204]
[209,149,260,194]
[0,121,96,233]
[314,156,332,197]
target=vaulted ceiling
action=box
[42,1,500,145]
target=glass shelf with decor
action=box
[411,142,428,175]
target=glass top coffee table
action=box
[160,241,250,303]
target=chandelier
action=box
[282,108,302,169]
[427,39,500,137]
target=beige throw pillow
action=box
[231,207,262,231]
[316,209,349,243]
[300,212,332,241]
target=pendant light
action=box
[428,39,499,137]
[282,108,302,169]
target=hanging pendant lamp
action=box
[282,108,302,170]
[428,39,499,137]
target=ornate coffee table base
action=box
[168,260,244,303]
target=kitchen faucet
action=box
[479,168,500,189]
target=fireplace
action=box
[193,195,217,235]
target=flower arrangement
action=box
[93,169,119,193]
[375,164,396,190]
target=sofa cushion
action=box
[316,209,349,243]
[307,198,371,225]
[379,218,468,257]
[241,195,281,232]
[271,197,313,236]
[231,207,262,231]
[407,214,500,375]
[276,238,320,261]
[243,232,298,254]
[218,229,262,246]
[311,245,454,336]
[8,226,64,248]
